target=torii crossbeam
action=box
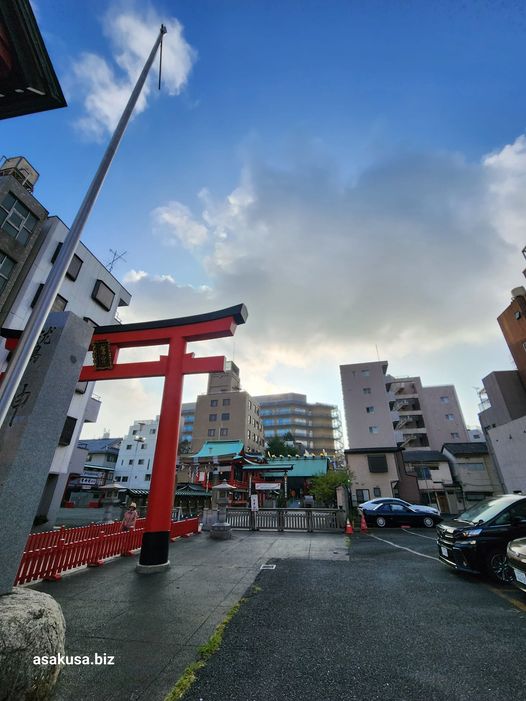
[3,303,248,572]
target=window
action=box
[445,414,454,421]
[86,455,92,462]
[211,399,218,407]
[132,430,137,435]
[145,474,151,481]
[363,387,371,395]
[368,426,379,434]
[0,192,38,244]
[91,279,115,311]
[149,428,156,434]
[114,476,121,482]
[373,487,381,497]
[65,254,83,281]
[0,252,15,294]
[515,310,522,320]
[58,416,76,446]
[367,454,388,473]
[415,467,432,479]
[361,369,370,376]
[440,396,449,404]
[451,432,460,439]
[129,459,134,465]
[222,398,230,406]
[121,476,128,483]
[51,294,67,312]
[138,459,144,465]
[51,242,62,264]
[209,414,217,422]
[126,444,132,449]
[208,429,216,437]
[466,462,485,471]
[221,412,230,421]
[356,489,370,503]
[141,443,146,449]
[366,406,375,414]
[220,428,228,437]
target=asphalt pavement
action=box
[184,529,526,701]
[27,527,526,701]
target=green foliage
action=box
[309,470,350,506]
[178,439,192,455]
[267,435,299,457]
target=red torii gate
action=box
[4,303,247,572]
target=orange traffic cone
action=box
[345,518,353,535]
[360,512,368,533]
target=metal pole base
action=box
[136,561,170,574]
[138,531,170,571]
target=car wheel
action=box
[485,550,514,584]
[376,516,386,528]
[423,516,435,528]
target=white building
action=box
[0,215,131,527]
[114,417,160,490]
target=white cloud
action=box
[123,269,148,283]
[89,134,526,435]
[152,201,209,249]
[71,4,196,140]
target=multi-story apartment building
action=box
[0,157,131,528]
[253,392,343,456]
[340,360,469,451]
[114,418,160,491]
[191,362,264,454]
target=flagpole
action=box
[0,24,167,428]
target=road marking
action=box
[487,585,526,614]
[367,533,441,561]
[401,529,437,541]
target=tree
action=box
[309,470,350,507]
[178,439,192,455]
[267,435,299,457]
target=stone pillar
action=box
[0,312,92,594]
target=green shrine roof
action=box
[190,440,245,459]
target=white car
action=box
[358,497,440,515]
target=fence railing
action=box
[15,516,199,586]
[225,508,345,533]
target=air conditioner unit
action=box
[511,286,526,300]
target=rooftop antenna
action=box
[106,249,127,273]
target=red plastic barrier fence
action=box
[14,516,199,585]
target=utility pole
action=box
[0,25,167,428]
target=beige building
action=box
[442,443,503,505]
[345,447,419,506]
[254,392,343,456]
[191,362,264,454]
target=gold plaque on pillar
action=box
[92,340,113,370]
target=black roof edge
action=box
[0,303,248,339]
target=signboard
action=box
[250,494,259,511]
[255,482,281,491]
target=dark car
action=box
[437,494,526,583]
[362,502,442,529]
[507,538,526,594]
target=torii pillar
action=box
[78,304,248,573]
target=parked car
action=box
[358,497,440,515]
[437,494,526,583]
[507,537,526,594]
[361,502,442,528]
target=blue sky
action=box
[6,0,526,438]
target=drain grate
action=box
[260,564,276,570]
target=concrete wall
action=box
[421,385,469,450]
[479,371,526,429]
[488,416,526,493]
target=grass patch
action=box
[165,596,250,701]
